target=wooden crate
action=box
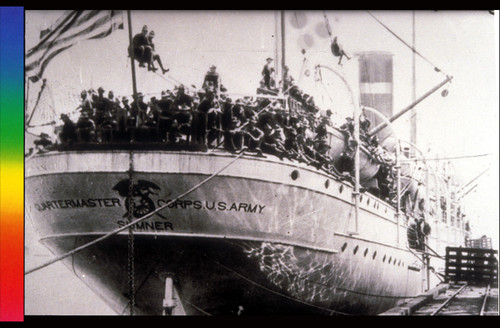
[445,247,498,287]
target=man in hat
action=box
[147,30,169,74]
[206,102,222,147]
[324,109,333,126]
[111,96,127,142]
[158,91,175,143]
[121,96,134,139]
[131,92,149,126]
[339,116,357,157]
[189,102,206,147]
[59,113,77,146]
[282,65,295,93]
[136,110,156,142]
[175,104,193,144]
[242,118,264,156]
[262,122,286,159]
[221,98,234,146]
[94,87,111,127]
[228,116,245,152]
[76,111,96,143]
[130,25,152,68]
[283,123,301,160]
[34,132,54,153]
[79,89,94,117]
[313,137,332,170]
[203,65,221,94]
[99,110,118,143]
[173,85,193,109]
[315,117,329,142]
[262,57,274,90]
[359,108,371,142]
[330,36,351,65]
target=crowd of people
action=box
[35,57,394,199]
[54,77,342,173]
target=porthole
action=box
[367,199,370,205]
[291,170,300,180]
[373,202,376,208]
[341,242,347,252]
[364,248,368,257]
[383,255,386,262]
[388,256,392,264]
[353,245,359,254]
[393,259,397,265]
[398,260,401,266]
[339,184,344,193]
[359,195,363,202]
[372,251,377,259]
[325,179,330,189]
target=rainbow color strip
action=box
[0,6,24,321]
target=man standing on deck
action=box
[59,114,77,146]
[262,57,274,90]
[79,90,94,117]
[203,65,221,94]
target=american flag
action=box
[25,10,124,82]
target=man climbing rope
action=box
[147,30,169,74]
[330,36,351,65]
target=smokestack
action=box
[357,51,394,142]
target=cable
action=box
[366,11,446,76]
[400,153,492,162]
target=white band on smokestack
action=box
[357,51,394,141]
[359,82,392,95]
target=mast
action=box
[127,10,138,98]
[281,10,286,93]
[274,11,280,84]
[410,11,417,157]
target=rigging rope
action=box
[127,151,136,315]
[26,79,50,127]
[400,153,492,162]
[25,151,247,276]
[322,11,334,43]
[366,11,446,76]
[314,65,335,107]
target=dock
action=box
[380,247,498,316]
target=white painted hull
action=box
[25,150,464,315]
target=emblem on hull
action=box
[113,179,161,218]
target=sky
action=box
[24,10,499,315]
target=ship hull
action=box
[25,150,455,315]
[41,234,417,315]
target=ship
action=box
[25,10,474,315]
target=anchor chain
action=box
[127,151,136,315]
